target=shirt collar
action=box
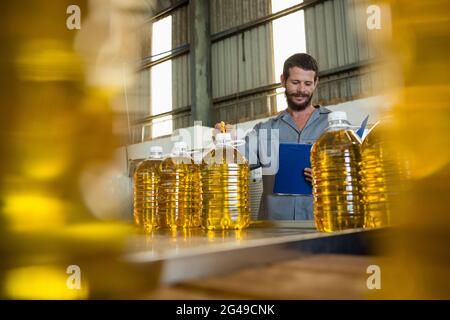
[279,105,328,133]
[280,110,299,133]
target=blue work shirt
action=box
[240,106,331,220]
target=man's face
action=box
[281,67,318,111]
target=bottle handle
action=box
[229,139,245,147]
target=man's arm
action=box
[242,123,261,170]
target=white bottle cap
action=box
[216,132,232,144]
[149,146,163,158]
[328,111,347,122]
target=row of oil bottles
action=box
[133,131,251,232]
[134,111,407,233]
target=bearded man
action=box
[215,53,331,220]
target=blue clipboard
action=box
[273,143,312,195]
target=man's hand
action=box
[304,167,313,184]
[214,122,234,133]
[213,122,237,140]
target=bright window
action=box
[150,16,173,136]
[272,1,307,112]
[151,16,172,61]
[152,115,173,138]
[151,60,172,115]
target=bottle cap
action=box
[328,111,347,122]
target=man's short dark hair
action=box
[283,53,319,82]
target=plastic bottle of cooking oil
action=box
[361,120,408,228]
[310,111,364,232]
[133,146,163,231]
[201,132,250,230]
[159,142,201,229]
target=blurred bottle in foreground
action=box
[0,1,159,299]
[374,0,450,299]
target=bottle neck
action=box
[216,141,232,147]
[327,119,351,131]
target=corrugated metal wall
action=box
[305,0,388,105]
[210,0,275,123]
[210,0,389,124]
[306,0,384,68]
[131,22,152,123]
[131,4,192,143]
[140,20,153,59]
[171,5,191,130]
[172,4,190,47]
[172,54,191,113]
[173,111,191,130]
[130,0,389,143]
[211,26,274,98]
[214,92,278,124]
[210,0,271,33]
[128,20,152,144]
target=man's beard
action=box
[285,91,313,111]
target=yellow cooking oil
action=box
[133,146,163,231]
[361,122,391,228]
[201,132,250,230]
[311,111,364,232]
[159,142,201,229]
[361,121,409,228]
